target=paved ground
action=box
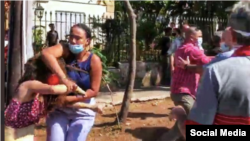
[96,86,170,106]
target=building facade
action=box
[34,0,114,41]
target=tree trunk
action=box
[6,1,23,106]
[118,0,137,123]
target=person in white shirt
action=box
[196,29,204,51]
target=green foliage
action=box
[91,47,119,86]
[91,1,171,63]
[114,1,170,50]
[91,1,238,63]
[33,29,44,53]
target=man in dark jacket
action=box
[161,27,172,84]
[46,23,58,47]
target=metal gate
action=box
[33,11,86,42]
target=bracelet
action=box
[60,76,67,81]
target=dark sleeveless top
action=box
[65,53,92,92]
[58,43,96,117]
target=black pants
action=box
[161,55,170,84]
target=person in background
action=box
[41,23,102,141]
[158,26,211,141]
[65,34,70,42]
[167,28,183,75]
[160,27,172,84]
[207,27,238,64]
[171,1,250,139]
[181,22,189,37]
[46,23,58,47]
[196,29,204,51]
[170,22,176,29]
[206,32,222,56]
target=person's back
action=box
[188,56,250,125]
[215,57,250,123]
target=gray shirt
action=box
[167,37,183,55]
[188,56,250,124]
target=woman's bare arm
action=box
[66,101,103,114]
[41,43,77,92]
[87,54,102,97]
[170,55,175,74]
[41,43,68,80]
[21,80,86,95]
[20,80,68,95]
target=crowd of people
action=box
[159,1,250,141]
[4,1,250,141]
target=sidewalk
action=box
[96,86,170,105]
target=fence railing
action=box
[168,15,228,43]
[33,11,228,63]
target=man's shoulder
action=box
[210,50,234,63]
[181,43,202,55]
[47,30,58,34]
[207,57,250,73]
[176,43,192,52]
[217,50,234,58]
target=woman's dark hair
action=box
[173,28,181,35]
[18,56,51,85]
[211,31,222,47]
[164,27,172,34]
[18,56,67,113]
[70,23,92,40]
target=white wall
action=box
[33,1,106,40]
[22,0,35,67]
[39,0,106,18]
[47,0,100,5]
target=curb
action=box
[96,92,170,107]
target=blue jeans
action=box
[46,110,95,141]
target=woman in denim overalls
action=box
[41,23,102,141]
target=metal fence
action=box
[172,15,228,43]
[33,11,228,63]
[33,11,109,52]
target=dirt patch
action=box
[35,98,177,141]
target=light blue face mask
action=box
[197,37,203,48]
[68,43,84,54]
[220,43,230,52]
